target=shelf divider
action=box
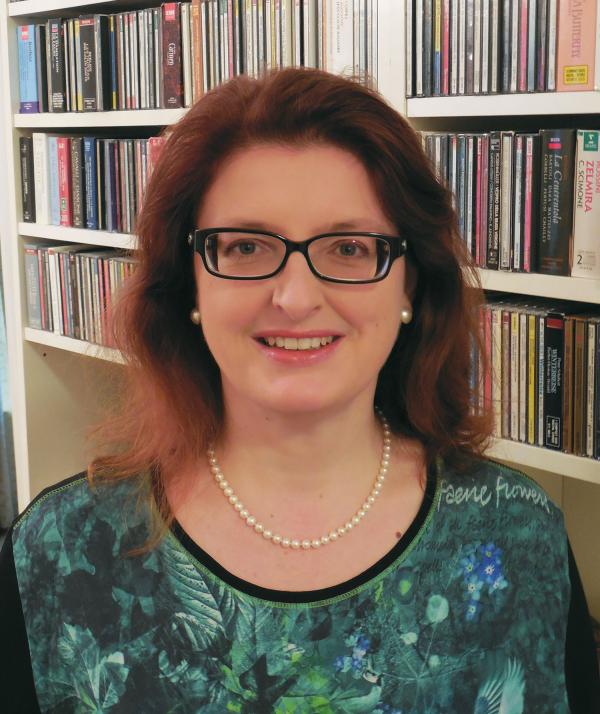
[24,327,125,365]
[18,223,136,249]
[14,108,186,128]
[486,438,600,485]
[475,269,600,303]
[407,91,600,117]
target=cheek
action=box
[195,269,266,340]
[347,272,405,338]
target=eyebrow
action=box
[217,219,388,232]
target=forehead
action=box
[196,143,394,233]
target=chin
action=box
[266,396,335,415]
[251,386,344,416]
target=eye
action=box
[339,243,357,256]
[222,239,266,257]
[334,240,371,257]
[231,241,257,255]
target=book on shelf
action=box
[46,18,66,112]
[78,15,111,112]
[406,0,600,96]
[556,0,600,91]
[538,129,575,277]
[24,243,48,331]
[17,25,39,113]
[162,3,184,108]
[23,242,137,348]
[479,295,600,459]
[19,133,166,235]
[572,130,600,279]
[421,127,597,280]
[70,137,85,229]
[47,136,60,226]
[19,137,35,223]
[57,137,73,227]
[16,1,378,114]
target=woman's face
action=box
[194,142,413,416]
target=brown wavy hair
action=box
[87,67,494,549]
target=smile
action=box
[257,336,338,350]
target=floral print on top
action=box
[11,457,571,713]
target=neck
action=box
[213,394,386,501]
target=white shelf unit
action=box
[407,91,600,118]
[24,327,125,364]
[18,223,136,249]
[407,61,600,616]
[477,269,600,303]
[8,0,121,17]
[13,107,187,128]
[486,438,600,486]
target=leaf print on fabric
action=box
[474,658,525,714]
[374,705,402,714]
[425,595,449,624]
[240,652,298,704]
[396,567,415,602]
[163,540,228,652]
[277,683,383,714]
[400,632,418,645]
[157,647,210,698]
[230,599,289,675]
[55,623,129,711]
[12,460,572,713]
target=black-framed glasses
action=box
[187,228,408,284]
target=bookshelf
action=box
[13,107,186,127]
[7,0,122,17]
[486,438,600,486]
[477,269,600,302]
[404,0,600,618]
[407,92,600,118]
[0,0,598,619]
[17,223,135,249]
[23,326,125,363]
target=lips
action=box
[253,333,344,364]
[255,336,340,349]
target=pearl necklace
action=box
[206,409,392,550]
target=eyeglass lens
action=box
[204,232,391,280]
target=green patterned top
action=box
[2,456,596,713]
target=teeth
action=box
[261,336,336,350]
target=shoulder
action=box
[11,472,150,567]
[431,455,571,614]
[435,455,565,536]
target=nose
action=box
[270,252,324,321]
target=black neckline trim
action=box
[170,458,438,604]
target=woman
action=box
[1,68,598,713]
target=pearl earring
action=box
[190,308,201,325]
[400,307,413,324]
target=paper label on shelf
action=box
[562,65,589,85]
